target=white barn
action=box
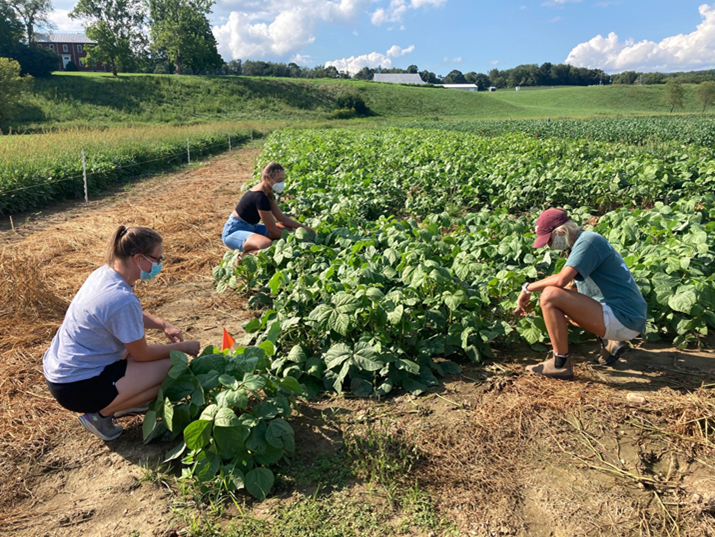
[373,73,426,85]
[437,84,479,92]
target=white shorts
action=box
[602,304,640,342]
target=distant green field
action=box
[5,72,705,131]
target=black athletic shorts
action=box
[46,360,128,414]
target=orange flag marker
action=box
[222,327,235,351]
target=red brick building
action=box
[36,33,108,72]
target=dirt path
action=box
[1,146,714,536]
[1,148,259,536]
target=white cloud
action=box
[370,0,446,26]
[541,0,581,6]
[490,60,501,65]
[213,0,371,60]
[548,16,561,22]
[386,44,414,57]
[326,44,415,74]
[443,56,462,63]
[47,8,84,33]
[290,53,312,64]
[566,3,715,72]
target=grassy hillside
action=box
[6,72,705,131]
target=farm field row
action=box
[407,114,715,147]
[214,128,715,400]
[0,122,265,214]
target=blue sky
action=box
[49,0,715,75]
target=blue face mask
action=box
[140,255,163,280]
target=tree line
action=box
[3,0,715,89]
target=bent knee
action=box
[539,286,564,307]
[254,235,275,248]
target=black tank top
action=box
[235,190,272,225]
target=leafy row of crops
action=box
[0,122,265,215]
[405,114,715,147]
[257,128,715,217]
[212,128,715,403]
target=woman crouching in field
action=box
[222,162,314,257]
[514,208,647,380]
[43,226,200,441]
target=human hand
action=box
[513,291,533,317]
[182,340,201,357]
[164,322,184,343]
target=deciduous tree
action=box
[664,79,685,113]
[8,0,55,44]
[148,0,222,75]
[70,0,147,76]
[695,81,715,113]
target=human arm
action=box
[258,209,284,240]
[514,266,579,316]
[269,197,315,234]
[142,311,184,343]
[124,335,200,363]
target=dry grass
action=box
[352,371,715,536]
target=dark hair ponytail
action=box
[106,225,162,265]
[261,162,284,180]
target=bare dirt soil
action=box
[1,147,714,537]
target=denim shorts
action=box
[222,215,268,252]
[602,304,640,342]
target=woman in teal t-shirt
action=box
[514,208,647,380]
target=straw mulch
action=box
[347,369,715,535]
[0,149,259,515]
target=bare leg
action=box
[540,287,606,355]
[243,233,274,254]
[100,357,172,416]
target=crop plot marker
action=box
[81,149,88,207]
[228,134,231,151]
[187,139,191,165]
[250,129,253,141]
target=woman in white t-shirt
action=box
[43,226,200,441]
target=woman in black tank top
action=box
[221,162,315,255]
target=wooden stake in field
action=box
[187,139,190,165]
[228,134,231,151]
[9,215,15,232]
[81,149,88,207]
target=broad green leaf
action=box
[200,404,219,421]
[215,407,241,428]
[163,440,186,462]
[142,410,158,441]
[350,377,373,397]
[668,286,697,314]
[265,418,294,449]
[195,453,221,483]
[184,420,212,450]
[242,373,267,391]
[279,377,303,395]
[325,343,352,370]
[245,467,275,501]
[287,345,308,363]
[402,378,428,396]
